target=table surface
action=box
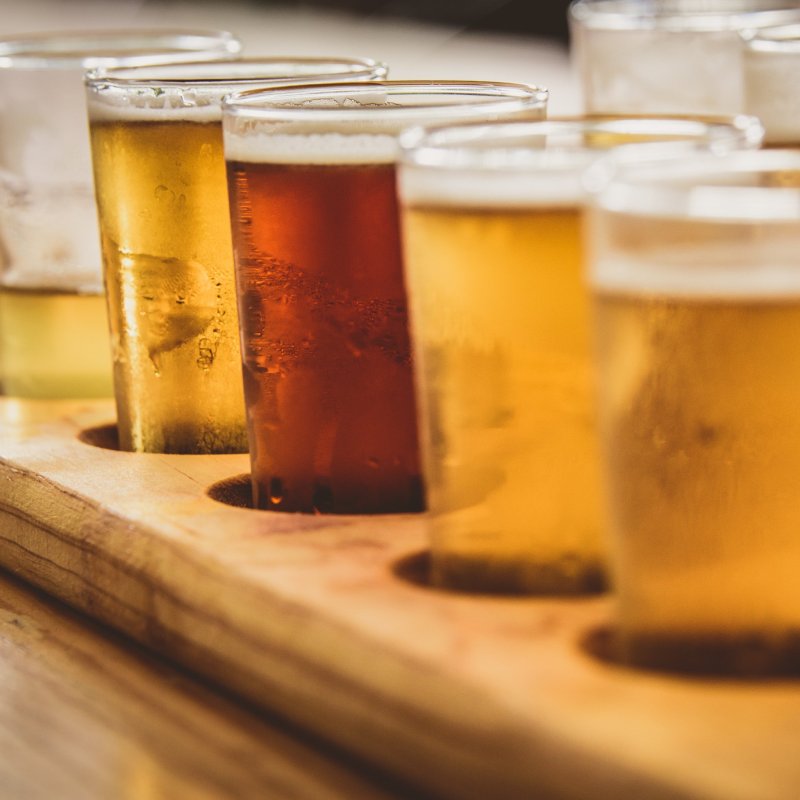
[3,398,800,800]
[0,565,418,800]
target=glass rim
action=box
[221,80,548,123]
[399,114,764,172]
[85,56,388,89]
[587,148,800,222]
[568,0,800,32]
[741,22,800,50]
[0,29,241,70]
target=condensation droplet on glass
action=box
[154,184,175,202]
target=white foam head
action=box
[399,151,591,209]
[591,245,800,299]
[86,58,386,125]
[223,129,399,165]
[220,81,547,167]
[396,117,762,210]
[87,85,223,123]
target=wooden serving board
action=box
[1,397,799,800]
[0,569,413,800]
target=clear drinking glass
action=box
[569,0,800,116]
[222,81,548,513]
[398,115,762,593]
[742,24,800,145]
[86,58,387,454]
[0,30,240,399]
[588,148,800,673]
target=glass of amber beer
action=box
[569,0,800,116]
[222,81,547,513]
[86,58,386,454]
[0,30,240,399]
[399,116,762,593]
[589,149,800,673]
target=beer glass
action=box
[86,58,387,454]
[0,30,240,399]
[743,25,800,145]
[569,0,800,116]
[222,81,548,513]
[589,149,800,673]
[399,116,762,593]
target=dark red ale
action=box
[227,159,424,513]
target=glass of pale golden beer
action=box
[86,58,387,454]
[222,81,548,513]
[398,116,763,593]
[589,149,800,673]
[0,30,240,399]
[569,0,800,116]
[742,25,800,145]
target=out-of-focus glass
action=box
[222,81,548,513]
[589,149,800,673]
[569,0,800,116]
[86,58,387,454]
[0,30,241,399]
[398,115,763,594]
[742,24,800,145]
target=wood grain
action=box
[0,567,414,800]
[2,397,800,800]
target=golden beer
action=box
[87,60,386,453]
[90,116,247,453]
[0,31,241,401]
[589,151,800,673]
[403,202,605,592]
[400,117,762,594]
[595,282,800,672]
[0,285,112,398]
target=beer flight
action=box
[2,0,800,674]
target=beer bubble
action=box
[695,423,719,445]
[196,337,216,369]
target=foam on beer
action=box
[223,131,399,165]
[400,144,592,209]
[592,245,800,299]
[400,162,585,210]
[87,90,223,123]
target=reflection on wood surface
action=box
[0,570,412,800]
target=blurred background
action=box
[0,0,580,113]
